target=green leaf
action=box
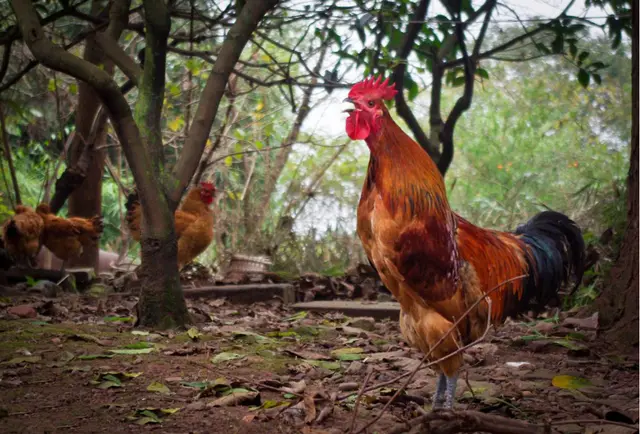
[285,311,307,322]
[78,354,114,360]
[551,375,591,389]
[147,381,171,395]
[452,76,466,87]
[187,327,202,341]
[124,342,154,349]
[331,347,365,361]
[103,316,134,323]
[577,68,590,88]
[211,352,245,364]
[569,44,577,58]
[109,348,154,355]
[232,331,272,343]
[131,330,149,336]
[592,73,602,85]
[551,339,585,351]
[181,381,209,390]
[577,51,589,65]
[224,156,234,167]
[1,356,42,366]
[476,68,489,80]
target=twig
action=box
[352,275,527,434]
[0,102,20,205]
[464,370,475,399]
[348,366,374,434]
[254,382,303,398]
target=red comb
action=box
[348,76,397,101]
[201,181,216,191]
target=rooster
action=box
[2,205,44,267]
[344,77,584,409]
[36,203,104,269]
[125,182,216,270]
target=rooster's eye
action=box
[367,100,375,107]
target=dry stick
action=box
[348,367,374,434]
[0,102,20,205]
[352,275,527,434]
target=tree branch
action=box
[391,0,436,157]
[0,102,20,205]
[437,0,495,174]
[94,32,142,85]
[9,0,168,239]
[170,0,279,206]
[136,0,171,176]
[0,40,12,84]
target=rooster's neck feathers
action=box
[364,113,449,218]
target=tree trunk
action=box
[67,0,128,270]
[596,0,638,348]
[136,234,189,328]
[67,72,107,270]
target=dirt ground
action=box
[0,290,637,434]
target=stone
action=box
[29,280,61,298]
[347,317,376,331]
[7,305,37,318]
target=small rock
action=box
[534,321,556,333]
[347,317,376,331]
[562,312,599,330]
[337,382,359,391]
[7,304,37,318]
[345,361,365,375]
[185,401,206,411]
[29,280,61,298]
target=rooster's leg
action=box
[442,374,458,409]
[431,373,447,409]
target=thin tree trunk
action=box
[596,0,638,348]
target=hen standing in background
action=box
[36,203,104,270]
[2,205,44,267]
[125,182,216,270]
[344,77,585,409]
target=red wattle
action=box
[346,111,370,140]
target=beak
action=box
[342,97,355,113]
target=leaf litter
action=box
[0,287,637,433]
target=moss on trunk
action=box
[136,233,190,329]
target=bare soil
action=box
[0,290,637,434]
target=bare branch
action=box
[0,40,12,84]
[94,33,142,85]
[438,0,495,175]
[0,102,20,205]
[170,0,279,206]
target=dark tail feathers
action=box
[515,211,585,311]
